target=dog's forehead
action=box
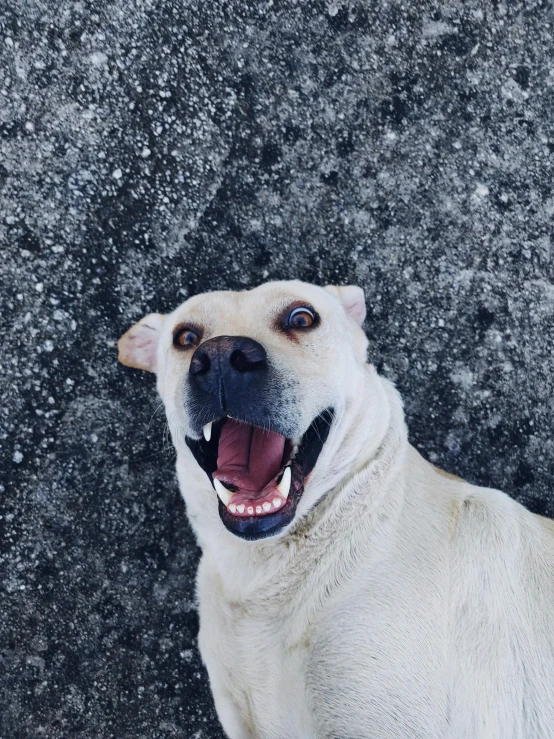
[171,281,332,329]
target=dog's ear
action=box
[118,313,166,373]
[324,285,366,326]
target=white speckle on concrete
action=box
[90,51,108,67]
[474,184,489,198]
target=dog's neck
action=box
[180,369,409,606]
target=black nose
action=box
[190,336,267,377]
[188,336,269,423]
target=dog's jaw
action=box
[185,408,334,540]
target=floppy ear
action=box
[118,313,166,373]
[324,285,366,326]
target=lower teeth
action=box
[228,497,284,515]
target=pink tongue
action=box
[213,419,285,494]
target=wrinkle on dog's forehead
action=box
[169,282,336,337]
[171,290,242,330]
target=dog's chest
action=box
[198,571,317,738]
[228,606,315,736]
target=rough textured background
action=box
[1,0,553,736]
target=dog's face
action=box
[119,280,375,542]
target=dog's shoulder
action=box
[409,446,554,559]
[425,457,554,607]
[433,464,464,483]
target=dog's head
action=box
[119,280,385,542]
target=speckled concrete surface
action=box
[1,1,553,736]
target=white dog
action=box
[119,280,554,739]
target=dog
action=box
[118,280,554,739]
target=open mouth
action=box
[185,408,334,540]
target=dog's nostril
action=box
[230,349,249,372]
[190,350,211,376]
[229,348,265,373]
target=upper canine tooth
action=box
[277,466,291,499]
[213,479,232,506]
[203,422,212,442]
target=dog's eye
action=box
[288,307,315,329]
[174,327,201,349]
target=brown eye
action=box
[288,307,315,329]
[173,327,201,349]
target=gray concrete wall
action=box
[1,1,553,736]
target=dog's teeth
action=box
[247,506,254,515]
[229,503,237,514]
[203,422,212,442]
[237,504,245,514]
[293,435,303,447]
[277,466,291,499]
[291,444,299,459]
[214,479,232,506]
[256,505,262,514]
[262,502,271,512]
[273,498,282,509]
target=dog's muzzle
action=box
[184,335,333,540]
